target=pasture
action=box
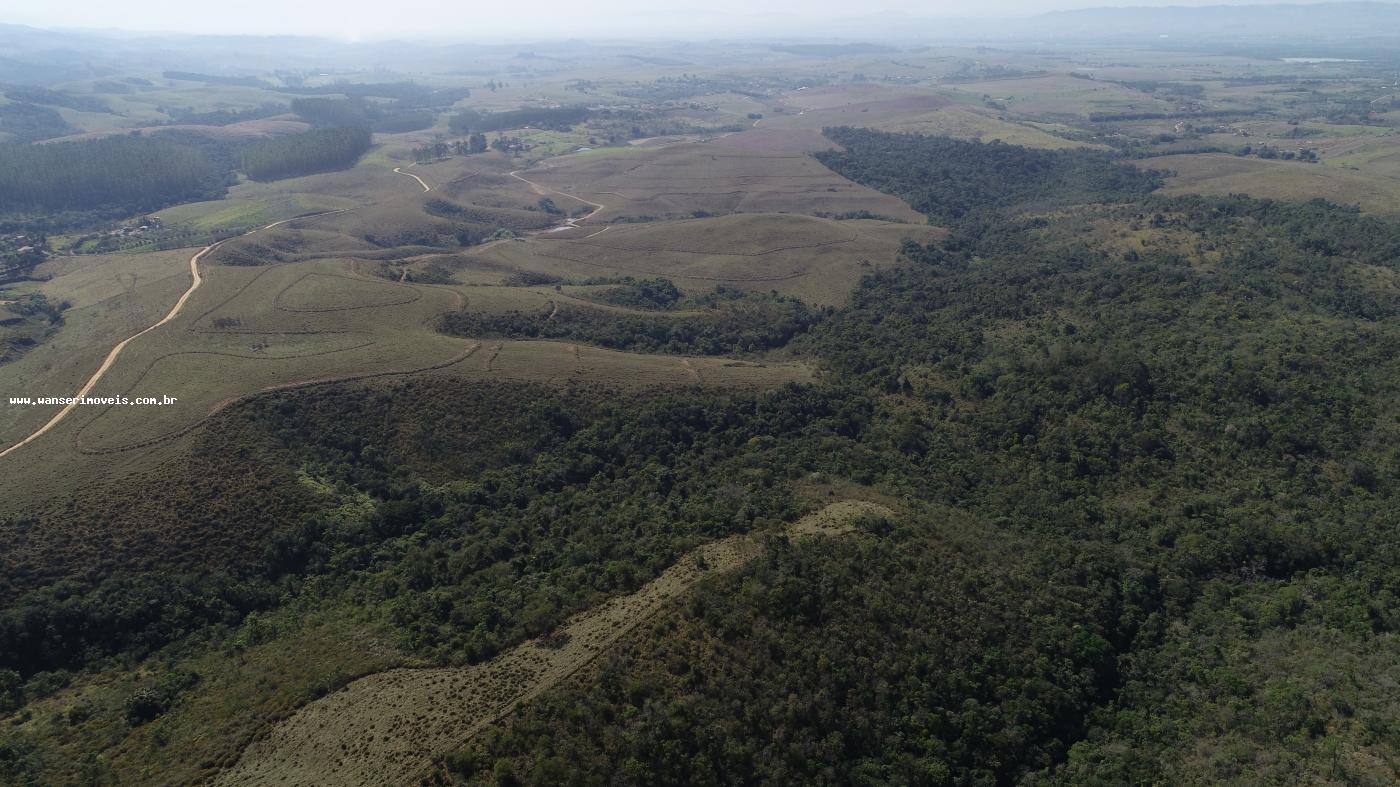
[763,83,1088,149]
[0,236,809,504]
[155,191,356,233]
[5,129,914,511]
[0,147,817,510]
[1143,152,1400,216]
[943,74,1175,118]
[469,213,943,305]
[0,249,193,447]
[0,87,938,508]
[515,133,927,222]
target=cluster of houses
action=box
[106,216,163,239]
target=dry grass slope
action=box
[516,139,926,222]
[215,501,890,787]
[470,213,943,305]
[760,84,1090,149]
[1143,153,1400,217]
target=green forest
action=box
[0,124,375,232]
[437,137,1400,784]
[0,118,1396,784]
[241,126,372,181]
[0,135,227,219]
[438,288,817,355]
[0,103,73,143]
[815,127,1163,222]
[450,106,591,134]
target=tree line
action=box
[241,126,372,181]
[438,287,818,356]
[449,106,590,134]
[816,126,1162,223]
[0,135,228,218]
[0,126,373,231]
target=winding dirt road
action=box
[3,164,586,460]
[392,166,431,192]
[0,210,351,460]
[509,168,606,228]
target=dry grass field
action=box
[155,192,358,234]
[944,74,1175,118]
[216,500,890,787]
[446,340,811,388]
[0,145,821,507]
[3,134,866,508]
[0,237,810,506]
[41,118,311,145]
[3,110,925,511]
[469,213,944,305]
[0,88,940,512]
[0,251,193,445]
[761,84,1089,149]
[1142,152,1400,216]
[511,136,927,222]
[7,598,405,787]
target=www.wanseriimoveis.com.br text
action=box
[8,395,179,406]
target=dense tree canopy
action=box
[0,103,73,143]
[816,127,1162,222]
[0,135,227,215]
[450,107,590,134]
[240,126,372,181]
[438,288,817,355]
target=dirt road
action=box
[0,210,351,460]
[392,166,431,192]
[509,168,606,228]
[1,163,585,460]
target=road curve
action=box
[4,164,582,460]
[393,166,431,192]
[509,169,605,226]
[0,209,352,460]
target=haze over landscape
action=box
[0,1,1397,785]
[11,0,1400,37]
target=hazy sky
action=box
[0,0,1338,38]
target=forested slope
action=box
[0,135,228,222]
[0,131,1395,785]
[815,127,1162,222]
[440,140,1400,784]
[0,126,373,231]
[241,126,372,181]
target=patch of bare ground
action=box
[214,500,890,787]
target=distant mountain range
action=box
[3,2,1400,86]
[1020,1,1400,40]
[774,2,1400,46]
